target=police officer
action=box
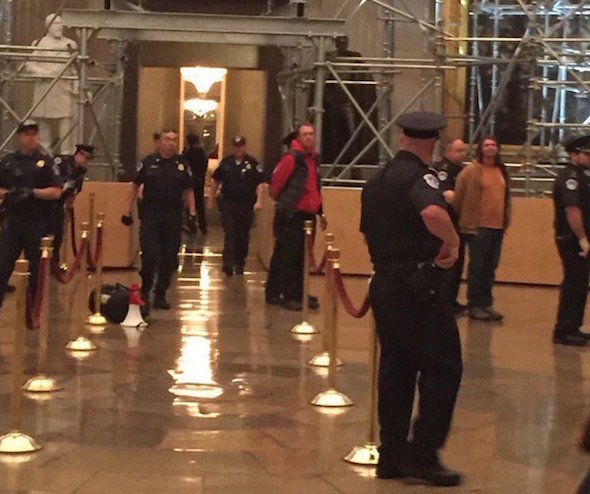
[49,144,93,259]
[0,120,62,309]
[434,138,468,313]
[184,133,209,234]
[122,129,197,310]
[552,133,590,346]
[209,136,264,276]
[360,111,463,486]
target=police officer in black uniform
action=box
[552,133,590,346]
[122,129,197,310]
[360,111,463,487]
[49,144,93,259]
[209,136,264,276]
[434,138,468,313]
[0,120,62,309]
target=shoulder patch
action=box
[437,170,448,182]
[423,174,440,190]
[566,178,579,191]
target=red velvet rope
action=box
[26,255,50,330]
[70,208,78,257]
[51,237,89,284]
[87,225,103,269]
[332,267,371,318]
[307,238,327,275]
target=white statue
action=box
[26,14,78,154]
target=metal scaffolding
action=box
[1,1,588,192]
[0,0,126,180]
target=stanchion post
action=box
[87,212,107,326]
[88,192,95,262]
[291,220,319,335]
[0,260,42,453]
[65,221,97,352]
[344,310,380,465]
[310,249,353,408]
[308,232,344,367]
[23,237,62,393]
[61,207,71,271]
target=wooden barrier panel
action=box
[76,182,139,268]
[256,185,563,286]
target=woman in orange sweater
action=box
[453,137,511,321]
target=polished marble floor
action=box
[0,227,590,493]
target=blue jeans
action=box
[466,228,504,308]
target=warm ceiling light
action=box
[181,66,227,94]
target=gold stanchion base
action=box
[86,313,107,326]
[65,337,97,352]
[0,432,42,454]
[310,388,354,407]
[308,351,344,367]
[22,375,62,393]
[343,443,379,465]
[290,321,319,335]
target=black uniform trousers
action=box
[220,199,254,271]
[554,240,590,336]
[266,211,315,302]
[193,179,207,232]
[47,205,65,261]
[370,270,463,463]
[442,233,466,306]
[139,208,182,297]
[0,217,48,308]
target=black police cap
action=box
[396,111,446,139]
[75,144,95,157]
[16,120,39,133]
[563,133,590,153]
[232,136,246,146]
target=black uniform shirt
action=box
[553,163,590,240]
[0,150,61,220]
[183,146,208,186]
[54,155,87,204]
[134,152,192,210]
[434,157,463,224]
[360,150,448,266]
[213,154,264,204]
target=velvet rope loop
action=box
[332,267,371,319]
[51,237,89,284]
[307,237,327,275]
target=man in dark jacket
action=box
[184,133,208,234]
[265,123,327,311]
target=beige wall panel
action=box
[257,187,563,286]
[137,67,181,159]
[75,182,139,268]
[222,70,267,162]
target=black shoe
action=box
[222,266,233,277]
[468,307,494,321]
[266,293,284,306]
[553,332,587,347]
[402,450,463,487]
[484,306,504,321]
[235,266,244,275]
[308,295,320,310]
[283,299,303,311]
[452,302,467,315]
[153,296,171,310]
[376,461,406,480]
